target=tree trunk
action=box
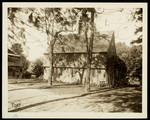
[48,43,53,86]
[85,56,91,92]
[84,21,90,92]
[85,9,95,92]
[79,69,85,84]
[53,68,57,81]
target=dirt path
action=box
[18,87,142,112]
[8,84,84,112]
[8,83,142,112]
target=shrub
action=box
[116,42,142,86]
[22,71,31,79]
[32,58,44,78]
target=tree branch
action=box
[8,19,45,47]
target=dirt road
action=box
[8,80,142,112]
[9,88,142,112]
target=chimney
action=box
[78,18,82,34]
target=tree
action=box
[28,8,79,86]
[84,8,95,92]
[8,8,27,46]
[8,7,81,85]
[8,8,32,78]
[21,56,30,78]
[128,45,142,85]
[130,8,142,85]
[11,43,23,55]
[116,42,142,86]
[80,8,123,91]
[131,8,142,44]
[74,8,96,92]
[32,58,44,78]
[116,42,131,64]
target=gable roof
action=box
[53,31,114,53]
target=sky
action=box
[8,8,141,62]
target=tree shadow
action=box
[88,87,142,112]
[38,84,84,89]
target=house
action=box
[8,49,23,78]
[43,30,116,87]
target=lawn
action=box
[8,78,142,112]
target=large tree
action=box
[116,42,142,86]
[130,8,142,85]
[79,8,96,92]
[28,8,79,86]
[28,8,97,91]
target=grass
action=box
[8,78,104,94]
[8,78,142,112]
[87,87,142,112]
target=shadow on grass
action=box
[88,87,142,112]
[38,84,84,89]
[9,86,122,112]
[9,84,84,91]
[8,80,142,113]
[8,87,132,112]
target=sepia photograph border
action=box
[2,2,148,118]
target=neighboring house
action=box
[8,49,23,79]
[43,30,116,86]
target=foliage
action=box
[27,8,82,85]
[21,56,30,78]
[8,8,27,45]
[22,71,31,79]
[131,8,142,44]
[10,43,23,55]
[115,42,131,66]
[127,45,142,84]
[32,58,44,78]
[8,8,30,79]
[116,42,142,85]
[7,7,125,89]
[28,8,79,38]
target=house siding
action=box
[8,49,23,78]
